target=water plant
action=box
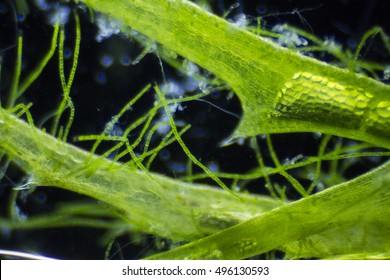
[0,0,389,259]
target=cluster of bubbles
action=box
[95,12,124,43]
[94,53,132,85]
[34,0,70,25]
[272,24,308,47]
[231,14,249,28]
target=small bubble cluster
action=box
[34,0,70,24]
[231,14,249,29]
[95,13,123,42]
[272,25,308,47]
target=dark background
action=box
[0,0,389,259]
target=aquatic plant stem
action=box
[145,160,390,259]
[84,0,390,149]
[0,106,279,241]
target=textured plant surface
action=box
[0,0,389,259]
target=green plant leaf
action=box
[145,160,390,259]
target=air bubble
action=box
[182,77,199,92]
[199,80,210,94]
[324,39,342,53]
[232,14,248,28]
[256,5,267,15]
[183,60,199,76]
[207,162,219,173]
[95,72,107,85]
[168,103,178,114]
[273,25,309,47]
[167,161,187,173]
[237,138,245,145]
[161,81,185,97]
[100,54,114,68]
[103,118,124,137]
[316,181,325,192]
[17,14,25,22]
[159,149,171,161]
[64,47,72,59]
[156,115,170,135]
[210,91,221,99]
[109,124,124,137]
[35,0,51,10]
[219,136,245,147]
[313,132,322,139]
[14,205,27,221]
[227,91,234,100]
[168,102,184,113]
[283,154,304,165]
[120,56,131,66]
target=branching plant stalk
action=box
[0,0,389,259]
[146,160,390,259]
[0,107,279,241]
[84,0,390,149]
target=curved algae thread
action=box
[73,83,205,169]
[265,134,307,197]
[143,125,192,169]
[250,137,279,201]
[6,32,23,109]
[307,134,332,195]
[52,12,81,142]
[351,26,390,74]
[89,84,151,156]
[154,85,235,195]
[183,149,390,183]
[17,24,60,97]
